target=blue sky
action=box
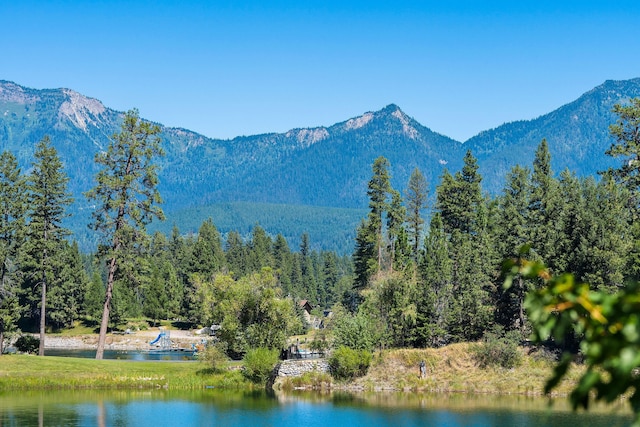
[2,0,640,141]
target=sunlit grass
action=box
[0,354,250,390]
[279,344,584,396]
[355,344,584,395]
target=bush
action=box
[309,330,329,355]
[199,342,229,373]
[328,346,372,380]
[330,310,380,351]
[472,326,521,369]
[15,335,40,354]
[242,347,279,384]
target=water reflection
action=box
[0,389,632,427]
[43,349,196,361]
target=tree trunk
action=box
[96,255,117,359]
[39,277,46,356]
[518,275,526,333]
[0,330,4,355]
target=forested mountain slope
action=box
[466,78,640,192]
[1,78,639,250]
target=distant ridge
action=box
[1,78,640,251]
[465,78,640,190]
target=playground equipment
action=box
[149,328,171,350]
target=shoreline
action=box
[40,329,205,351]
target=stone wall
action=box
[276,359,330,377]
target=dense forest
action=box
[1,99,639,363]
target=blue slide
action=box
[149,333,163,345]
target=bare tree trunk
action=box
[96,255,117,359]
[39,275,46,356]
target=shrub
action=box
[472,326,521,369]
[328,346,372,380]
[242,347,279,384]
[309,330,330,354]
[15,335,40,354]
[199,342,229,373]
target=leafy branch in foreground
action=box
[504,247,640,426]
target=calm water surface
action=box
[43,349,196,361]
[0,389,632,427]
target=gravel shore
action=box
[42,329,204,351]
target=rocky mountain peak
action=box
[0,80,38,104]
[58,88,107,131]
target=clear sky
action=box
[2,0,640,141]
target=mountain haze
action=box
[1,78,639,251]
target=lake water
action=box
[44,348,197,361]
[0,389,632,427]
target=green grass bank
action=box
[1,343,582,396]
[0,354,249,390]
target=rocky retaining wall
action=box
[276,359,330,377]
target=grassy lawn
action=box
[2,343,583,396]
[0,354,249,390]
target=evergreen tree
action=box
[436,151,482,236]
[247,225,273,272]
[85,109,164,359]
[144,262,169,325]
[225,230,247,279]
[367,156,392,270]
[435,150,491,341]
[299,233,317,303]
[386,189,406,271]
[351,156,394,300]
[47,241,88,329]
[405,167,428,261]
[189,218,225,277]
[84,271,105,321]
[528,139,562,270]
[22,136,73,355]
[555,169,584,275]
[273,233,293,294]
[495,165,532,332]
[415,213,453,347]
[0,151,26,354]
[322,251,340,308]
[605,98,640,211]
[353,220,378,290]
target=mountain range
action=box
[1,78,639,252]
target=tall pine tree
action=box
[86,109,164,359]
[24,136,73,355]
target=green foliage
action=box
[328,345,372,380]
[405,167,428,260]
[154,202,366,256]
[505,252,640,425]
[22,135,73,354]
[437,150,482,235]
[15,335,39,354]
[0,151,26,347]
[85,109,164,359]
[471,325,521,369]
[309,330,330,354]
[361,274,417,348]
[605,97,640,204]
[330,307,381,351]
[415,213,453,347]
[198,342,230,373]
[189,218,225,277]
[199,269,302,357]
[242,347,279,384]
